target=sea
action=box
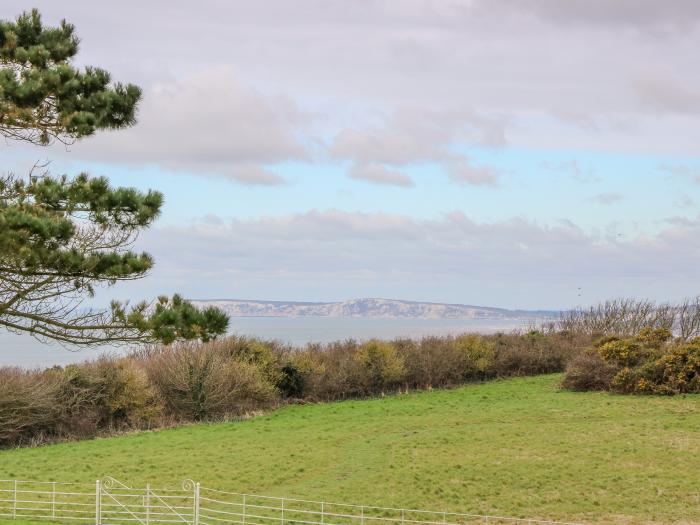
[0,317,532,368]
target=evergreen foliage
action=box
[0,9,141,145]
[0,10,229,346]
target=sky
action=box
[3,0,700,310]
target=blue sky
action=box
[4,1,700,309]
[18,150,696,232]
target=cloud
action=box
[541,160,598,183]
[589,192,623,205]
[347,163,414,187]
[224,165,287,186]
[483,0,700,30]
[69,67,308,185]
[7,0,700,160]
[446,158,498,186]
[658,163,700,183]
[127,209,700,308]
[633,67,700,115]
[331,107,502,186]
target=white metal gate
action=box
[99,477,198,525]
[0,478,585,525]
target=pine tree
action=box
[0,9,141,145]
[0,10,229,346]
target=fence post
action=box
[442,511,446,525]
[281,497,285,525]
[12,480,17,519]
[321,501,324,525]
[401,509,405,525]
[146,483,151,525]
[52,481,57,520]
[95,480,101,525]
[194,482,200,525]
[243,495,247,525]
[361,505,365,525]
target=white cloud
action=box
[69,67,308,185]
[485,0,700,30]
[331,107,502,186]
[6,0,700,162]
[446,158,498,186]
[127,210,700,308]
[633,67,700,115]
[347,163,414,187]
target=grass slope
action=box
[1,375,699,525]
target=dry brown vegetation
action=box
[4,297,700,449]
[0,330,591,448]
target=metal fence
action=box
[0,478,584,525]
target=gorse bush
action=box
[1,330,593,448]
[561,328,700,395]
[355,340,406,391]
[454,334,496,380]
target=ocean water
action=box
[0,317,531,368]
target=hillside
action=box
[1,375,698,525]
[191,298,556,320]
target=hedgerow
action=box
[0,330,591,448]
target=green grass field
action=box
[1,375,699,525]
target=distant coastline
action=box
[191,298,558,320]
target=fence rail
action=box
[0,478,584,525]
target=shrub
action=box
[278,363,305,398]
[300,340,364,400]
[92,358,162,428]
[400,336,461,389]
[636,327,673,349]
[492,331,575,377]
[0,367,58,446]
[144,343,277,420]
[597,339,645,367]
[609,366,638,394]
[562,329,700,395]
[0,329,586,448]
[354,340,406,393]
[48,358,162,435]
[634,339,700,394]
[453,334,496,380]
[560,351,617,391]
[214,336,284,387]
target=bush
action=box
[400,336,461,389]
[0,367,58,446]
[492,331,574,377]
[355,340,406,393]
[297,340,364,400]
[1,329,586,448]
[48,358,162,435]
[213,336,284,387]
[144,343,277,420]
[561,351,617,391]
[634,339,700,394]
[562,329,700,395]
[453,334,496,380]
[277,363,305,398]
